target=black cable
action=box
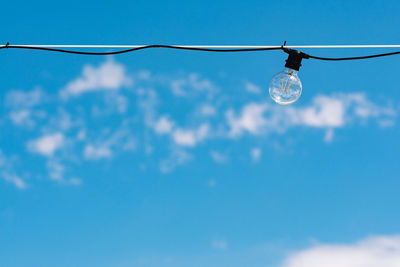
[0,44,282,55]
[1,43,400,61]
[307,50,400,61]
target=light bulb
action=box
[269,68,302,105]
[269,49,308,105]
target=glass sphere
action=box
[269,68,302,105]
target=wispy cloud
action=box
[83,128,136,160]
[153,116,175,135]
[226,93,396,142]
[298,95,345,127]
[0,150,27,189]
[245,81,262,94]
[1,57,398,187]
[84,145,112,160]
[103,92,129,114]
[210,150,228,163]
[170,73,218,99]
[226,102,271,137]
[46,159,82,185]
[159,149,192,173]
[9,110,34,127]
[27,133,65,157]
[199,104,217,116]
[281,235,400,267]
[5,88,47,128]
[137,87,159,127]
[5,87,45,109]
[61,57,132,98]
[172,123,210,147]
[295,93,395,129]
[1,172,27,189]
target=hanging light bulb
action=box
[269,49,309,105]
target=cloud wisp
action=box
[60,57,132,98]
[226,93,396,141]
[281,235,400,267]
[0,150,27,189]
[0,57,397,188]
[27,133,65,157]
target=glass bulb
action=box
[269,67,302,105]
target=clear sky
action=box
[1,1,400,266]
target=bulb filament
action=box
[280,73,294,92]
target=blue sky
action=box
[1,1,400,266]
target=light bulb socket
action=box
[283,48,309,71]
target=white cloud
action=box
[171,79,187,96]
[154,116,175,134]
[200,104,217,116]
[137,87,159,127]
[196,123,210,140]
[172,129,197,146]
[226,103,270,137]
[1,172,27,189]
[170,73,218,99]
[5,87,45,109]
[210,150,228,163]
[172,123,210,147]
[226,93,396,141]
[84,145,112,160]
[296,93,395,129]
[83,128,136,160]
[0,150,27,189]
[187,74,217,94]
[8,109,47,128]
[61,57,132,97]
[9,110,34,127]
[50,109,74,131]
[104,93,129,114]
[298,95,345,127]
[281,235,400,267]
[47,159,65,181]
[245,82,262,94]
[349,93,395,119]
[2,63,398,185]
[141,76,394,149]
[46,159,82,185]
[160,149,192,173]
[5,88,47,128]
[27,133,65,157]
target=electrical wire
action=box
[307,51,400,61]
[0,44,282,55]
[1,43,400,61]
[4,44,400,48]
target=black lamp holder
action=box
[283,48,309,71]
